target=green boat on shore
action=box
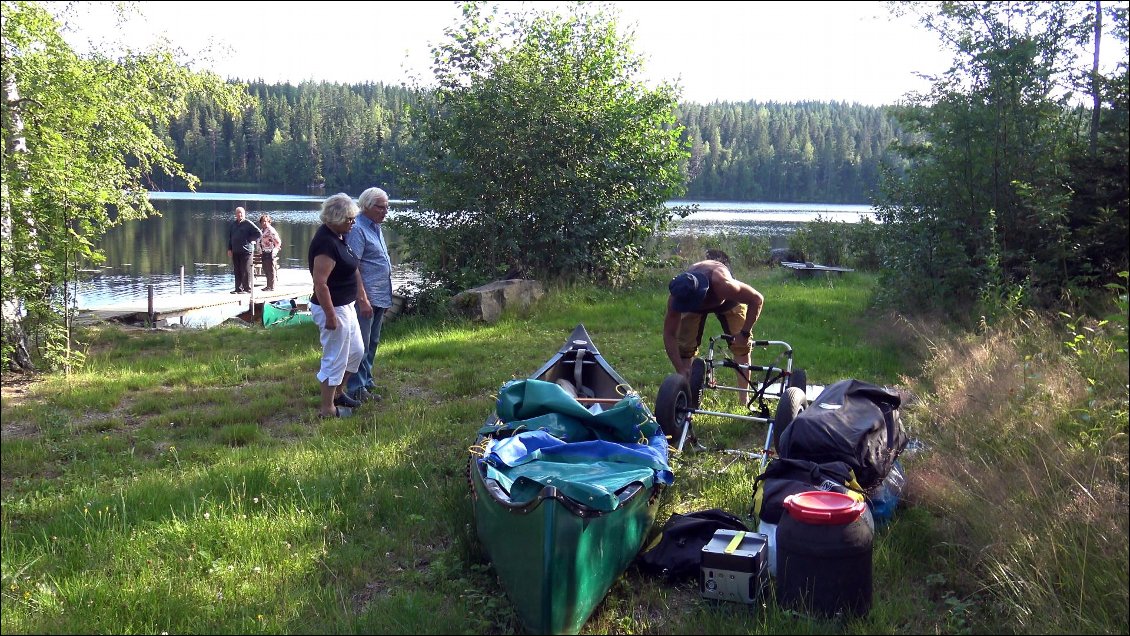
[468,324,672,634]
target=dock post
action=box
[249,286,255,318]
[147,284,155,328]
[180,266,185,295]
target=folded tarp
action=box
[494,379,660,443]
[484,430,674,512]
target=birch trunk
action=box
[2,71,38,372]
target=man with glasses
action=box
[345,187,394,404]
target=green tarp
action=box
[480,379,672,511]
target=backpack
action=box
[751,457,864,524]
[636,509,749,579]
[777,379,908,489]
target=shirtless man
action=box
[662,252,764,395]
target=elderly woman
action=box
[308,193,372,417]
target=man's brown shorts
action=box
[676,303,751,359]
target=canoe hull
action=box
[469,324,665,634]
[470,458,660,635]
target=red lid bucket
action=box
[783,491,866,525]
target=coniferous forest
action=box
[155,80,909,203]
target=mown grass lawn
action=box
[3,263,1126,635]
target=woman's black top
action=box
[307,224,359,307]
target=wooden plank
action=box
[779,261,854,275]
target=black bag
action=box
[636,509,749,579]
[751,457,860,524]
[777,379,908,489]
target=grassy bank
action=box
[2,264,1126,634]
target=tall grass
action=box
[2,263,1126,634]
[904,307,1128,633]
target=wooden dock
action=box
[83,269,315,327]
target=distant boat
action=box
[262,299,313,328]
[263,293,406,328]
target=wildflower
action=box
[203,512,210,520]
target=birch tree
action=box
[1,1,243,371]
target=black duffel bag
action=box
[636,509,749,579]
[777,379,907,489]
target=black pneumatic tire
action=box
[772,386,808,453]
[787,367,807,393]
[655,373,692,441]
[688,358,707,409]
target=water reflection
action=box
[76,192,875,309]
[76,193,415,309]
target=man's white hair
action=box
[358,187,388,210]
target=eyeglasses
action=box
[370,204,389,211]
[346,217,357,224]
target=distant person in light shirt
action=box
[345,187,394,404]
[257,214,282,291]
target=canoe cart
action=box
[468,324,673,635]
[654,332,809,467]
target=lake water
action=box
[74,192,875,310]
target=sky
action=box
[56,1,959,106]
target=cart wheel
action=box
[772,387,808,452]
[788,368,807,393]
[655,373,692,441]
[688,358,707,409]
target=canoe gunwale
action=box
[474,462,650,518]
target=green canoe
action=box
[468,324,672,634]
[262,293,405,328]
[262,298,313,327]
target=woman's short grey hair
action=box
[319,193,358,225]
[357,187,388,211]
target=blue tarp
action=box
[484,430,674,512]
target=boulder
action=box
[451,279,545,323]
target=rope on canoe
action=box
[469,439,491,457]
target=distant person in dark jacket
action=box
[227,206,262,293]
[663,251,764,397]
